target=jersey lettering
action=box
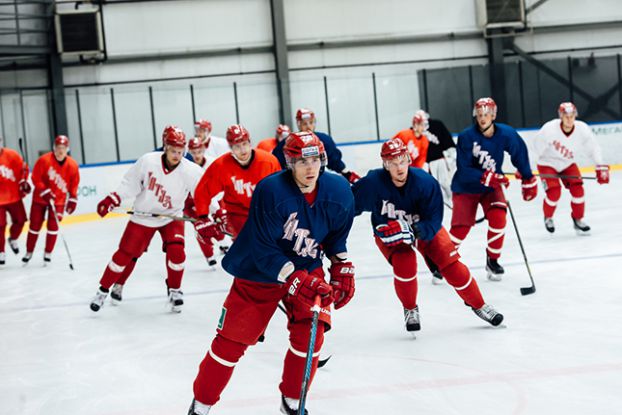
[472,142,497,171]
[0,165,16,182]
[231,176,255,197]
[47,167,68,194]
[282,212,318,259]
[147,171,173,209]
[552,140,574,159]
[380,200,415,225]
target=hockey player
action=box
[256,123,290,153]
[90,126,204,313]
[272,108,361,184]
[188,136,215,169]
[22,135,80,265]
[193,124,281,239]
[0,136,31,265]
[532,102,609,234]
[188,131,356,415]
[194,119,230,159]
[449,98,537,281]
[393,111,430,169]
[352,138,503,332]
[421,111,457,203]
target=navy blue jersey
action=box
[154,146,194,161]
[273,131,347,173]
[222,170,354,284]
[352,167,443,242]
[451,123,533,194]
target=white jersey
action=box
[115,152,204,227]
[533,119,603,171]
[204,135,230,160]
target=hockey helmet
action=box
[283,131,327,169]
[381,138,409,162]
[226,124,250,146]
[162,125,186,148]
[558,102,578,117]
[276,124,291,142]
[54,135,70,147]
[194,119,212,132]
[188,136,203,150]
[472,97,498,117]
[295,108,315,122]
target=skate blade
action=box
[575,229,591,236]
[486,272,503,282]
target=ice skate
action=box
[206,256,217,270]
[473,304,504,326]
[187,399,211,415]
[486,256,504,281]
[403,306,421,332]
[280,395,308,415]
[168,287,184,313]
[43,252,52,265]
[90,288,108,312]
[431,270,444,285]
[0,252,5,265]
[219,245,229,255]
[8,238,19,254]
[110,283,123,305]
[544,217,555,233]
[573,218,591,235]
[21,252,32,266]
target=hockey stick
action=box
[534,173,597,181]
[48,202,75,271]
[443,201,485,224]
[114,209,197,223]
[277,302,331,368]
[501,188,535,296]
[298,296,321,415]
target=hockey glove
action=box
[213,208,230,236]
[375,219,415,247]
[481,170,509,189]
[329,261,355,309]
[286,269,333,309]
[596,165,610,184]
[97,192,121,218]
[521,176,538,201]
[194,218,225,242]
[341,170,361,184]
[18,180,31,197]
[39,188,56,204]
[66,197,78,215]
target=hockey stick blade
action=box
[317,355,332,368]
[520,286,536,296]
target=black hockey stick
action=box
[443,201,485,224]
[298,296,321,415]
[277,302,331,368]
[535,173,597,181]
[48,202,75,271]
[502,189,535,295]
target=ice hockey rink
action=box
[1,172,621,415]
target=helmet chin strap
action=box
[479,121,494,134]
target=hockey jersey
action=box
[451,123,533,194]
[204,135,230,160]
[194,149,281,217]
[0,148,28,206]
[425,119,456,162]
[31,152,80,207]
[222,170,355,284]
[393,128,429,168]
[256,137,278,153]
[352,167,443,242]
[114,152,203,228]
[533,119,603,171]
[273,131,347,173]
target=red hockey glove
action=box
[97,192,120,218]
[213,208,230,235]
[521,176,538,201]
[194,218,225,242]
[481,170,509,189]
[374,219,414,247]
[18,180,31,197]
[342,170,361,184]
[39,188,56,203]
[286,269,333,309]
[66,197,78,215]
[329,261,355,309]
[596,165,610,184]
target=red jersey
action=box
[31,152,80,206]
[256,137,278,153]
[393,128,429,168]
[0,148,28,205]
[194,149,281,217]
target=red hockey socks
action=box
[543,186,561,218]
[115,257,138,286]
[165,242,185,289]
[99,250,133,289]
[193,334,248,406]
[197,234,215,259]
[442,261,485,309]
[449,225,470,248]
[279,320,325,399]
[569,184,585,219]
[486,208,506,260]
[44,213,59,254]
[391,249,418,309]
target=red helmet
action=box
[381,138,409,162]
[188,137,203,150]
[283,131,327,169]
[194,119,212,132]
[558,102,578,117]
[226,124,250,146]
[276,124,291,142]
[295,108,315,122]
[54,135,70,147]
[472,97,498,117]
[412,110,429,128]
[162,125,186,148]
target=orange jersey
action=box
[393,128,429,168]
[0,148,27,205]
[194,149,281,217]
[256,137,278,153]
[31,152,80,206]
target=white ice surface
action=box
[1,173,621,415]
